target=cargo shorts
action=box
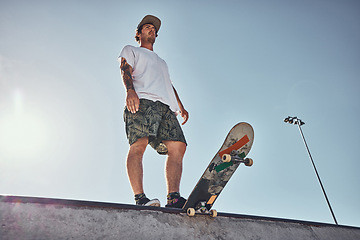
[123,99,187,155]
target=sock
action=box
[167,192,180,204]
[167,192,180,199]
[135,193,146,202]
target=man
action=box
[118,15,189,208]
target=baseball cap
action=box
[137,15,161,33]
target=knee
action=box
[128,138,148,158]
[166,141,186,158]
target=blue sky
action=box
[1,0,359,227]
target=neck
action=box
[140,42,154,51]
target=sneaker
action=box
[135,193,160,207]
[165,192,186,209]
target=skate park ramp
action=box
[1,195,359,240]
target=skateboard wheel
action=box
[210,209,217,218]
[245,158,253,166]
[222,154,232,163]
[187,208,196,217]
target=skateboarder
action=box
[118,15,188,208]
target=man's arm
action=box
[172,86,189,125]
[120,57,140,113]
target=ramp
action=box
[1,195,359,240]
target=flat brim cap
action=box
[137,15,161,33]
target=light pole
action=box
[284,116,338,225]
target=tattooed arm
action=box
[173,86,189,125]
[120,57,140,113]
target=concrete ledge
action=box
[1,195,359,240]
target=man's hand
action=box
[126,89,140,113]
[180,107,189,125]
[172,86,189,125]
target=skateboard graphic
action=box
[183,122,254,217]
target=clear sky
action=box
[1,0,359,227]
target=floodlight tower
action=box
[284,116,338,225]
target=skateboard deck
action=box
[183,122,254,217]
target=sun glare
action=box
[0,90,49,159]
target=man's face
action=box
[138,24,157,44]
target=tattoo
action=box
[120,58,135,91]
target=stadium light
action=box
[284,116,338,225]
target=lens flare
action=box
[0,90,49,159]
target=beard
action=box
[146,35,156,44]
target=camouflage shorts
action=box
[123,99,187,155]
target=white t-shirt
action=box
[118,45,180,113]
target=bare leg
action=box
[163,140,186,194]
[126,137,148,195]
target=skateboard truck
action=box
[186,201,218,217]
[222,150,253,166]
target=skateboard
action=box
[183,122,254,217]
